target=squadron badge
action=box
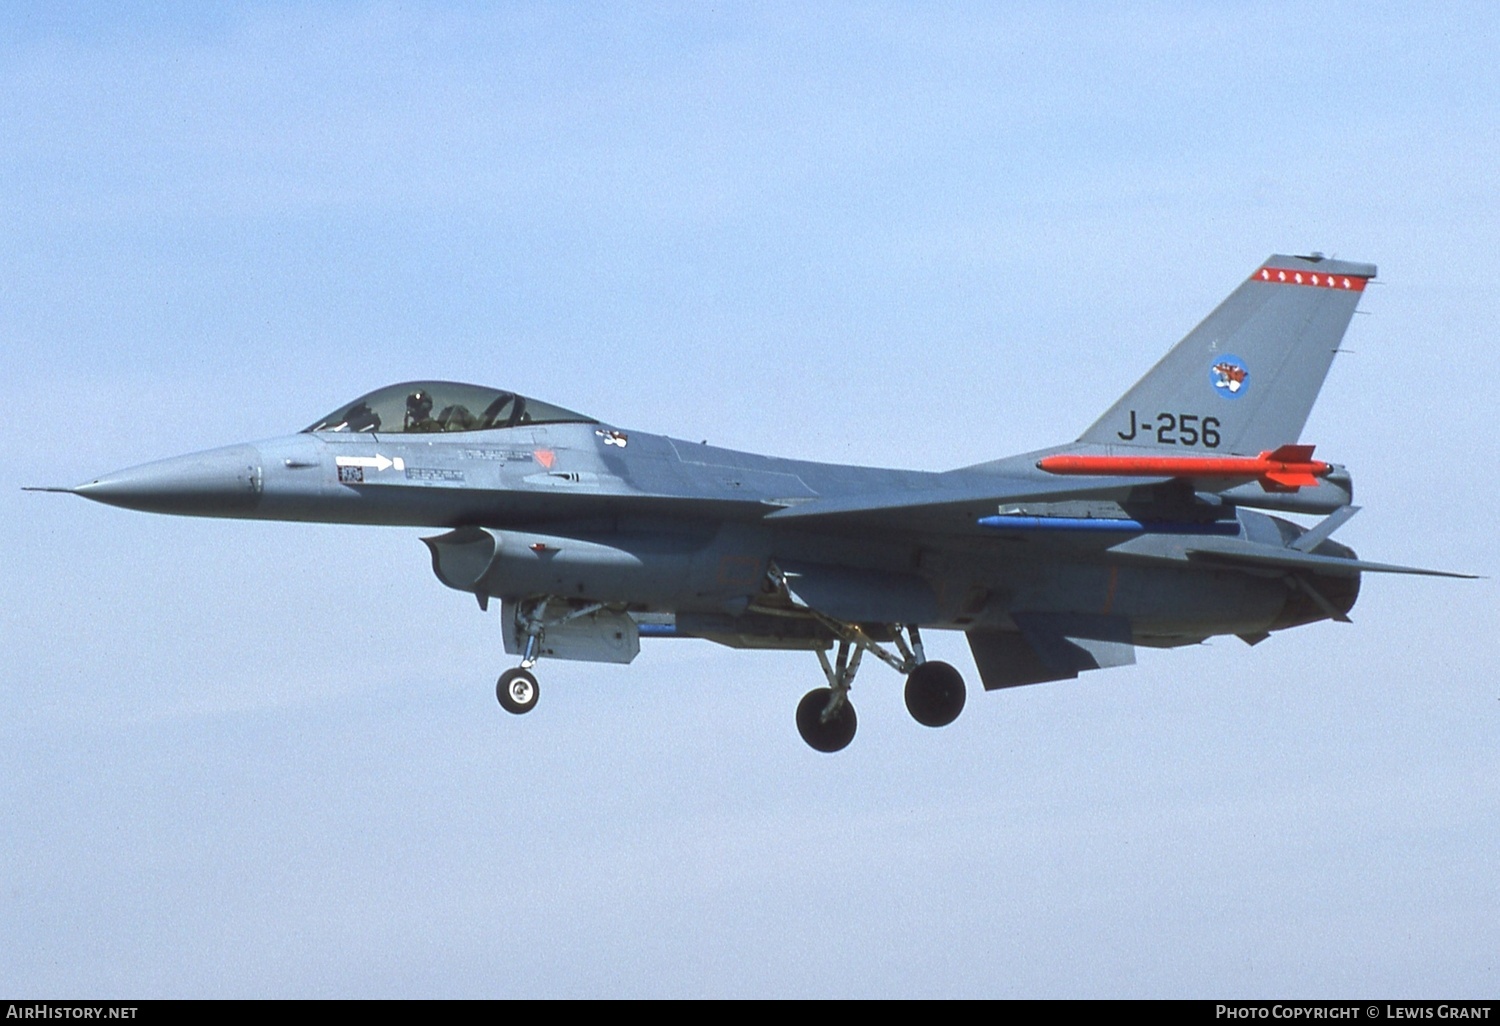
[1210,355,1250,399]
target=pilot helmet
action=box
[406,390,434,418]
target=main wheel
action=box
[904,660,966,727]
[497,667,539,715]
[796,687,857,753]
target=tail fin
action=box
[1078,254,1376,455]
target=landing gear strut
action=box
[495,598,548,715]
[786,614,969,752]
[795,639,864,752]
[492,596,625,715]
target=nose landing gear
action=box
[491,595,643,715]
[493,596,575,716]
[496,667,539,715]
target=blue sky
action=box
[4,3,1497,997]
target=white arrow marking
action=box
[335,454,405,472]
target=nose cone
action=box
[71,444,264,516]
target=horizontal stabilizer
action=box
[1103,531,1477,580]
[1181,538,1476,579]
[967,613,1135,690]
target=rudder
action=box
[1078,254,1376,455]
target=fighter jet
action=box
[32,254,1471,752]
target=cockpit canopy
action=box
[304,381,596,435]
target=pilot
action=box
[404,389,440,432]
[435,404,476,431]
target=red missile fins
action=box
[1254,445,1328,490]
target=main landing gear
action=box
[487,591,967,754]
[796,639,864,753]
[793,621,967,753]
[796,687,857,753]
[904,659,966,728]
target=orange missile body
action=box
[1037,444,1331,491]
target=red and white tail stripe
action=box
[1254,266,1367,291]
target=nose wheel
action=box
[497,667,539,715]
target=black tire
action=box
[795,687,857,753]
[904,660,966,728]
[497,667,539,715]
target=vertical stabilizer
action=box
[1078,254,1375,455]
